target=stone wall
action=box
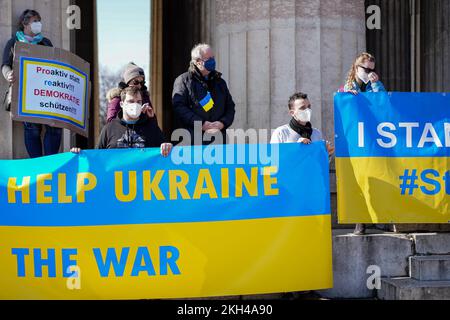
[213,0,366,139]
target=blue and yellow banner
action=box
[335,92,450,223]
[0,143,332,299]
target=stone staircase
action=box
[379,234,450,300]
[317,230,450,300]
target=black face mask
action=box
[289,118,312,139]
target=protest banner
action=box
[335,92,450,223]
[11,42,90,137]
[0,143,332,299]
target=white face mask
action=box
[30,21,42,34]
[294,108,312,123]
[122,103,142,119]
[357,68,370,84]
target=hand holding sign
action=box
[11,42,90,137]
[6,70,15,83]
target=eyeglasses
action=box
[358,65,375,74]
[130,79,144,86]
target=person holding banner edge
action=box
[270,92,335,160]
[71,86,172,156]
[1,9,62,158]
[341,52,395,236]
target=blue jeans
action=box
[23,122,62,158]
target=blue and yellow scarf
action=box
[16,31,43,45]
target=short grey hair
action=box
[190,43,211,66]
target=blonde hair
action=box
[345,53,376,90]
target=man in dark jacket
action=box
[172,43,235,145]
[72,86,172,156]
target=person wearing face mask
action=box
[342,53,394,236]
[106,62,155,123]
[172,43,235,145]
[270,92,335,159]
[2,9,62,158]
[343,52,386,94]
[72,86,172,156]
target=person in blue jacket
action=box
[342,52,395,236]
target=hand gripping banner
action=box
[0,143,332,299]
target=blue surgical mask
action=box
[204,58,216,72]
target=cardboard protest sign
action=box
[11,42,91,137]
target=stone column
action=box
[0,0,71,159]
[213,0,366,226]
[214,0,366,138]
[0,0,13,159]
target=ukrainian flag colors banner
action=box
[0,143,332,299]
[335,92,450,223]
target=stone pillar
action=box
[0,0,71,159]
[213,0,366,226]
[0,0,13,159]
[214,0,366,139]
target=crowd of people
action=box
[2,9,389,235]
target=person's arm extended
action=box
[2,65,12,81]
[2,38,15,81]
[172,76,204,129]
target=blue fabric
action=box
[0,143,330,226]
[344,80,386,93]
[15,31,43,45]
[23,122,62,158]
[334,92,450,158]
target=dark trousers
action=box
[23,122,62,158]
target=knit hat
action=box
[122,62,145,84]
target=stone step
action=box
[395,224,450,233]
[412,233,450,255]
[317,230,412,299]
[409,255,450,281]
[379,277,450,300]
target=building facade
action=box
[0,0,449,229]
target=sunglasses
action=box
[358,65,375,74]
[130,79,145,86]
